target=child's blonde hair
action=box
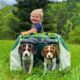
[31,9,43,22]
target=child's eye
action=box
[36,16,39,18]
[32,16,34,18]
[31,16,35,17]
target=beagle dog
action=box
[18,42,36,73]
[41,44,59,72]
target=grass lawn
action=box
[0,40,80,80]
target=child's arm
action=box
[21,23,42,35]
[21,28,37,35]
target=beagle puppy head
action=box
[18,42,36,57]
[41,44,58,59]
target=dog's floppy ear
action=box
[50,44,59,57]
[41,49,45,57]
[41,46,48,57]
[18,43,25,54]
[30,44,37,55]
[18,45,23,54]
[51,44,59,53]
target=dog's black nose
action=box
[48,55,51,58]
[48,55,52,58]
[25,54,28,56]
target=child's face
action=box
[30,12,41,24]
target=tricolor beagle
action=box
[18,42,36,73]
[41,44,59,72]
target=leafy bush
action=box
[68,26,80,44]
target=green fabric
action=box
[11,33,58,50]
[59,35,69,51]
[11,35,20,51]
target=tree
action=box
[0,6,14,39]
[43,3,69,34]
[43,0,77,37]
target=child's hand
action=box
[21,31,28,35]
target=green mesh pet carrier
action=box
[10,32,70,71]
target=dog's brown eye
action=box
[50,50,54,53]
[23,48,26,51]
[28,48,31,51]
[45,50,49,53]
[53,47,54,49]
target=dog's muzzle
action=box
[22,51,31,60]
[46,52,53,59]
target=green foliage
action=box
[68,26,80,44]
[0,1,80,41]
[0,6,15,39]
[43,1,78,35]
